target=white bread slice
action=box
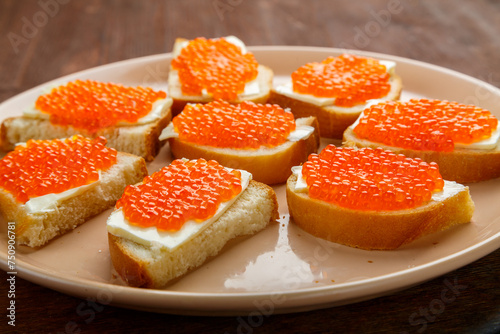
[0,152,148,247]
[343,126,500,183]
[268,74,402,139]
[167,116,320,185]
[0,102,172,162]
[286,174,474,250]
[108,180,279,288]
[168,38,273,115]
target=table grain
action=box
[1,0,499,333]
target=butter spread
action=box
[23,97,172,126]
[351,111,500,151]
[106,169,252,250]
[24,179,100,214]
[159,121,314,143]
[274,60,397,110]
[291,166,464,202]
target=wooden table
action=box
[1,0,499,332]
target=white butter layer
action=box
[274,60,396,109]
[24,178,100,214]
[351,111,500,151]
[455,126,500,150]
[116,98,172,126]
[168,71,260,100]
[23,94,171,126]
[291,166,464,201]
[170,35,259,99]
[106,169,252,250]
[159,121,314,143]
[173,35,248,58]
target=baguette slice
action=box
[0,99,172,162]
[286,174,474,250]
[168,38,273,115]
[108,180,279,288]
[0,152,148,247]
[268,74,402,139]
[166,116,320,185]
[343,126,500,183]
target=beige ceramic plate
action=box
[1,47,500,315]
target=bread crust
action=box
[168,117,320,185]
[108,232,153,287]
[108,180,279,288]
[0,152,148,247]
[286,174,474,250]
[168,55,274,116]
[0,100,172,161]
[343,126,500,183]
[268,74,402,139]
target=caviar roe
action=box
[353,99,498,152]
[0,135,117,204]
[116,159,243,232]
[301,146,444,211]
[171,37,259,101]
[35,80,167,133]
[291,54,391,107]
[172,101,296,149]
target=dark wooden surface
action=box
[1,0,499,333]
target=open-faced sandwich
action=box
[168,36,273,115]
[159,100,320,184]
[107,158,279,288]
[286,145,474,250]
[343,98,500,183]
[0,80,173,161]
[0,135,148,247]
[269,54,402,138]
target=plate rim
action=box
[1,45,500,315]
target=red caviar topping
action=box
[35,80,167,133]
[353,99,498,152]
[172,101,296,149]
[171,37,258,100]
[116,159,243,231]
[301,146,444,211]
[291,54,391,107]
[0,135,117,204]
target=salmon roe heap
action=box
[0,135,117,204]
[353,99,498,152]
[35,80,167,133]
[291,54,391,107]
[171,37,259,100]
[172,100,296,149]
[301,146,445,211]
[116,159,243,232]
